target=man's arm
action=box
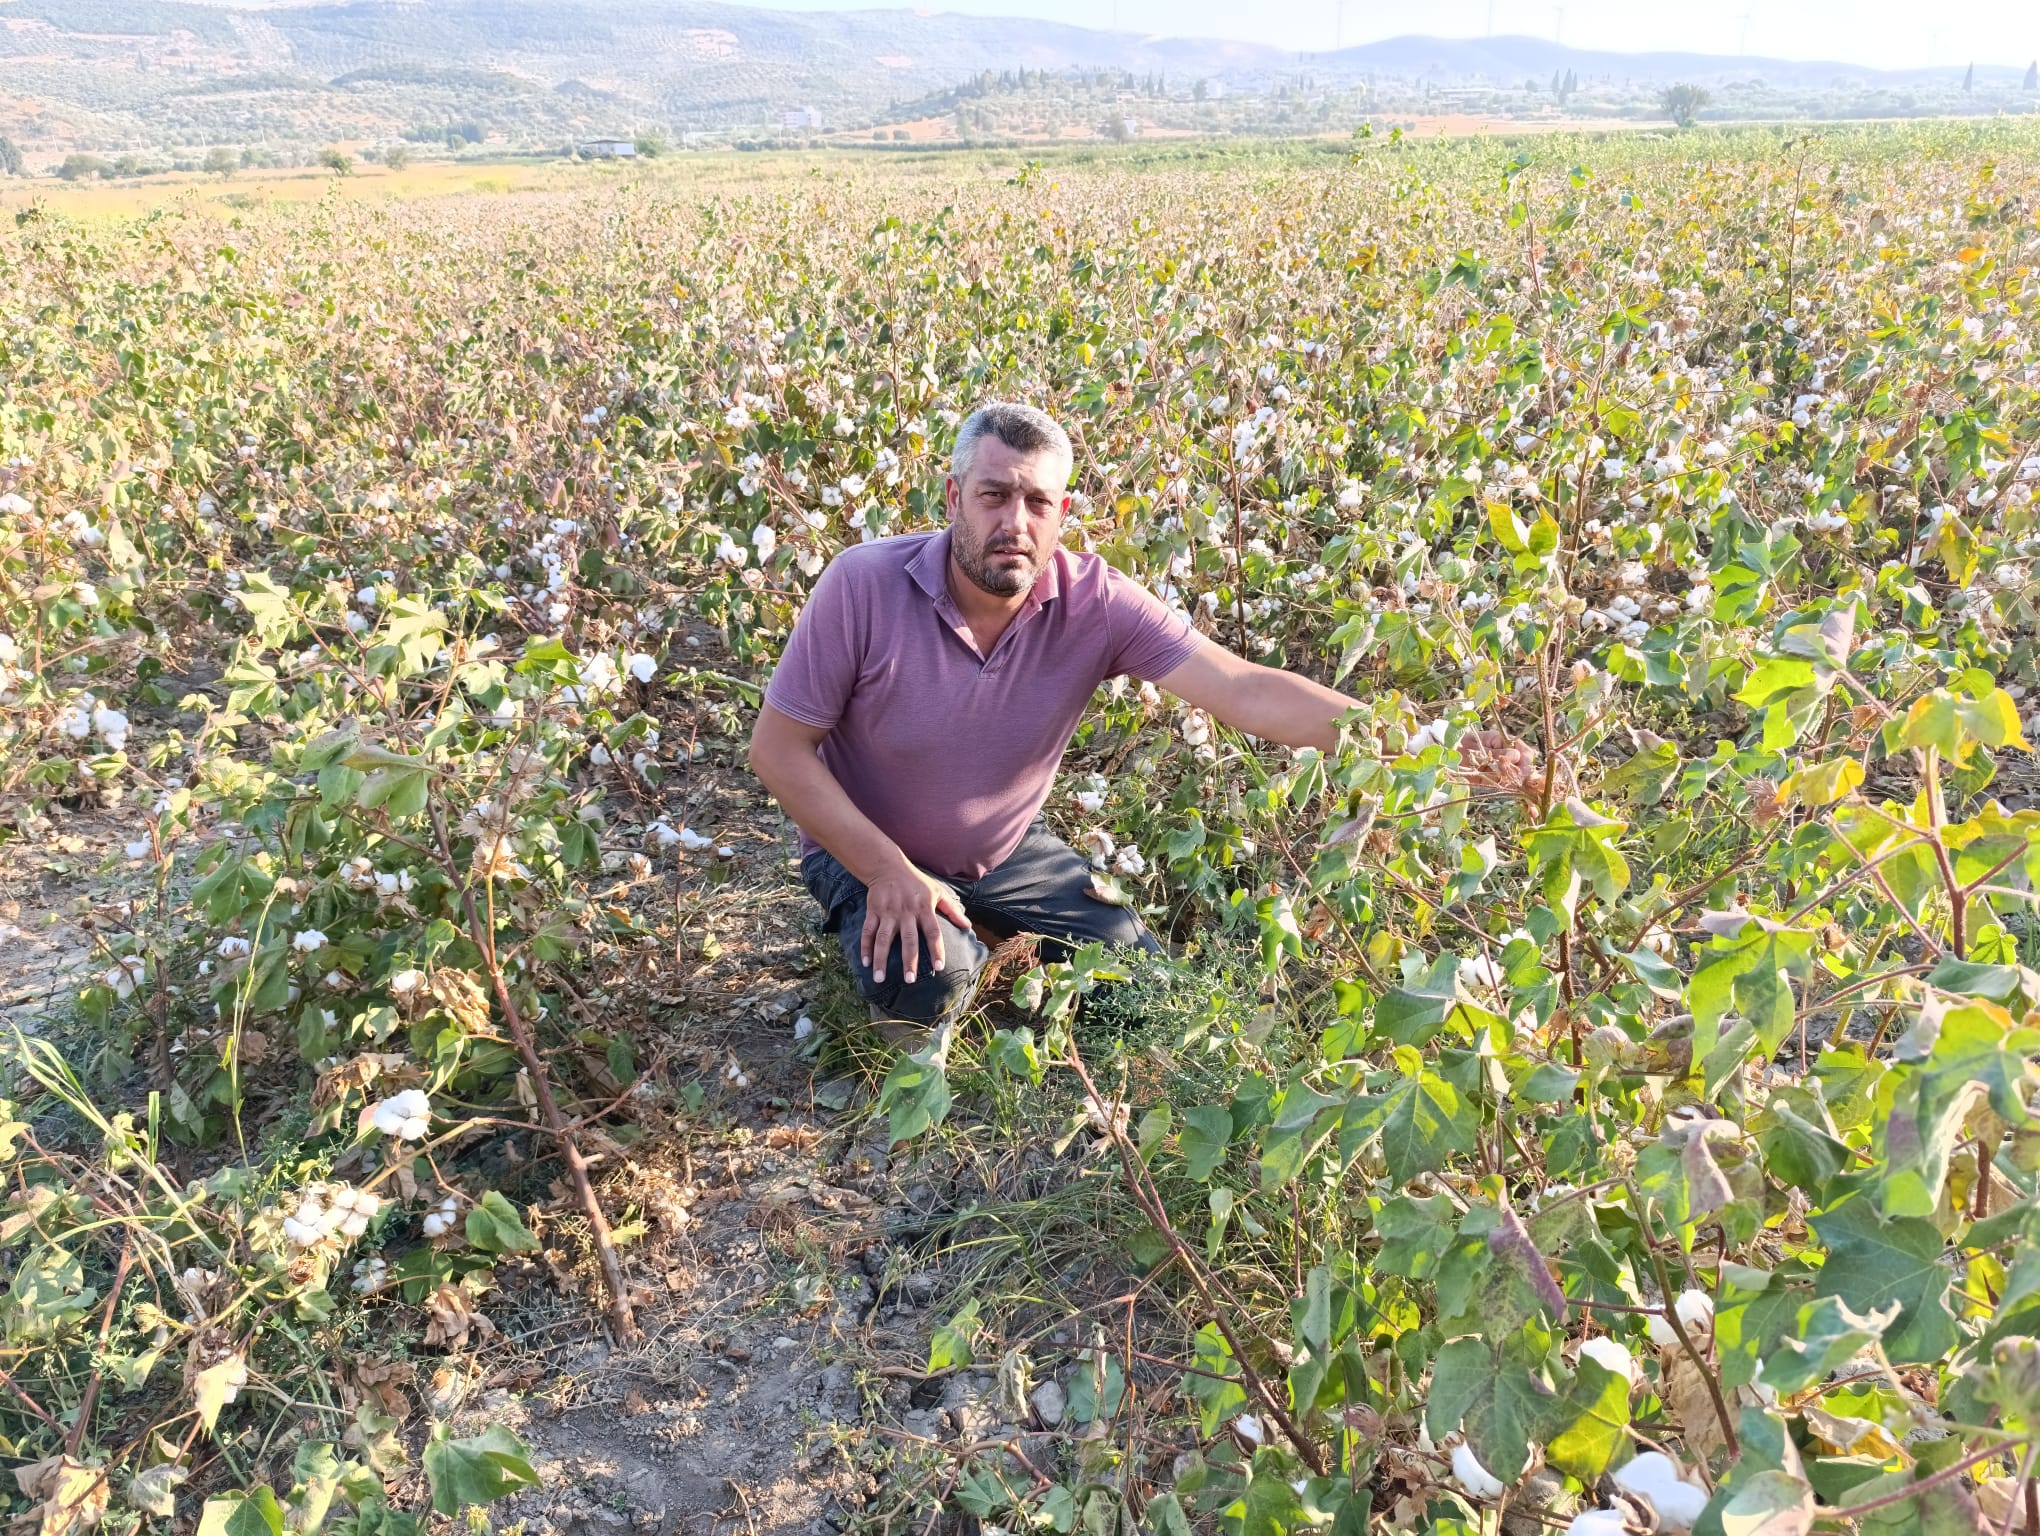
[1154,644,1357,752]
[748,703,967,986]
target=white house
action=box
[581,139,637,159]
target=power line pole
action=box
[1737,10,1751,56]
[1553,4,1565,45]
[1486,0,1495,36]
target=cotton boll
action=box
[1450,1441,1504,1501]
[370,1088,432,1141]
[217,936,252,959]
[421,1193,460,1239]
[1457,954,1505,991]
[1610,1452,1706,1531]
[292,929,328,953]
[1676,1288,1715,1333]
[104,955,146,999]
[1232,1414,1263,1446]
[626,652,657,683]
[1565,1511,1631,1536]
[1578,1335,1636,1383]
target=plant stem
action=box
[430,800,638,1341]
[1623,1180,1738,1459]
[1825,1436,2025,1519]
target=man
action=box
[749,402,1358,1029]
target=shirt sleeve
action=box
[763,556,862,730]
[1102,563,1206,682]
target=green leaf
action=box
[1780,755,1863,808]
[1179,1104,1232,1182]
[464,1191,540,1254]
[1424,1337,1551,1482]
[877,1030,953,1144]
[928,1298,980,1372]
[1882,1002,2037,1218]
[1184,1323,1248,1435]
[197,1487,286,1536]
[1345,1070,1478,1184]
[1717,1469,1814,1536]
[1688,918,1817,1070]
[422,1424,540,1517]
[1757,1295,1898,1395]
[1545,1356,1630,1480]
[1902,686,2029,764]
[1144,1493,1193,1536]
[1241,1450,1306,1536]
[1810,1198,1960,1364]
[1521,798,1630,922]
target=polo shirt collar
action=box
[909,528,1064,616]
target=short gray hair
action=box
[949,402,1072,486]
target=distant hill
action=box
[0,0,2033,154]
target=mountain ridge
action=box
[0,0,2033,152]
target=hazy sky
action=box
[743,0,2040,72]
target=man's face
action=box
[945,436,1071,598]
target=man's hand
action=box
[863,862,970,985]
[751,704,970,987]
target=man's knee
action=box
[1038,903,1159,961]
[843,918,988,1022]
[863,957,983,1023]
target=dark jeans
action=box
[802,820,1160,1024]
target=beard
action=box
[952,518,1039,597]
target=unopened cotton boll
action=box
[1450,1442,1504,1500]
[1609,1452,1706,1531]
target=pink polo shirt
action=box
[763,528,1204,880]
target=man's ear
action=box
[944,475,960,518]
